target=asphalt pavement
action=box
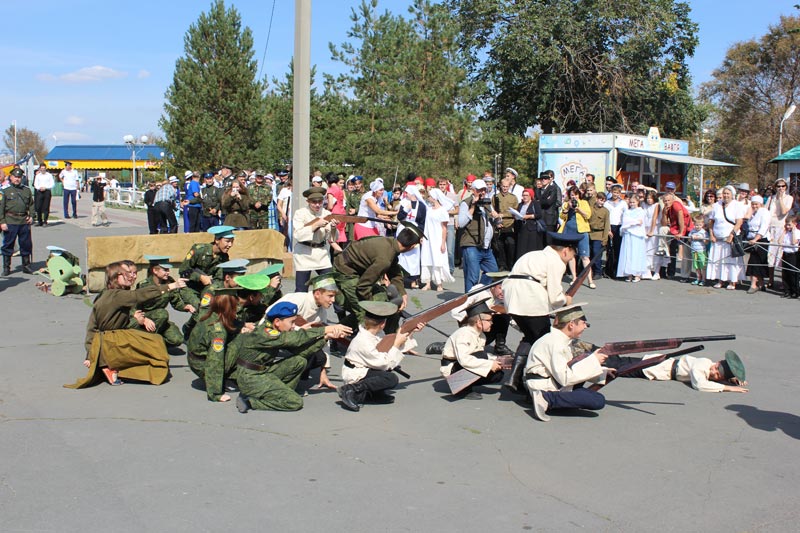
[1,195,798,532]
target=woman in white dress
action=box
[642,190,660,279]
[354,178,398,240]
[420,188,456,291]
[706,185,745,290]
[616,194,648,282]
[398,185,427,288]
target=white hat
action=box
[184,170,193,179]
[311,175,323,183]
[169,176,178,183]
[505,167,518,178]
[750,195,764,204]
[472,178,487,190]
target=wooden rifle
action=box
[588,344,705,391]
[303,213,396,228]
[374,278,506,353]
[446,354,514,395]
[566,334,735,368]
[564,257,594,297]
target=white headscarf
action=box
[370,178,384,193]
[429,187,454,211]
[404,184,425,202]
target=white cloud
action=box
[66,115,84,126]
[137,69,151,79]
[37,65,129,83]
[52,131,90,143]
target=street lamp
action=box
[123,134,148,189]
[778,104,796,156]
[160,151,167,180]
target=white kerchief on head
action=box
[370,178,384,192]
[405,184,424,202]
[429,188,454,210]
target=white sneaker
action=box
[532,391,551,422]
[651,273,661,280]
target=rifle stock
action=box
[445,355,514,395]
[567,334,735,368]
[565,253,601,297]
[304,213,396,228]
[375,278,506,353]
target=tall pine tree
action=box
[160,0,264,170]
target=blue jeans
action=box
[63,189,77,217]
[461,246,498,292]
[446,225,455,274]
[590,239,605,276]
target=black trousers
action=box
[187,207,202,232]
[605,225,622,277]
[510,314,551,359]
[156,201,178,233]
[146,207,159,234]
[783,252,798,297]
[666,236,682,278]
[34,190,51,224]
[301,350,327,380]
[492,231,516,270]
[360,368,399,393]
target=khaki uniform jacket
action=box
[333,237,406,300]
[0,183,33,224]
[440,325,494,378]
[84,284,167,354]
[292,207,333,271]
[503,246,567,317]
[524,328,607,393]
[342,325,405,384]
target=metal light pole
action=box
[12,120,17,161]
[778,104,796,156]
[160,151,168,180]
[123,134,148,189]
[292,0,311,270]
[698,128,708,202]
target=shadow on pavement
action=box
[726,404,800,440]
[605,399,684,416]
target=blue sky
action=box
[1,0,798,149]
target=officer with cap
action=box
[608,349,748,393]
[332,220,425,333]
[501,230,583,392]
[247,172,272,229]
[1,168,34,275]
[339,301,424,412]
[293,186,336,292]
[130,255,194,348]
[178,225,236,324]
[524,302,610,421]
[344,175,364,239]
[200,171,222,230]
[440,300,504,400]
[232,301,349,413]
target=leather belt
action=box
[237,358,266,372]
[7,212,29,217]
[298,241,326,248]
[670,358,679,380]
[508,274,541,283]
[440,357,456,366]
[344,359,356,368]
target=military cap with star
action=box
[302,186,327,201]
[399,220,425,242]
[465,300,494,318]
[144,255,172,269]
[550,302,589,325]
[359,300,398,320]
[308,273,338,292]
[217,258,249,274]
[547,231,583,249]
[208,225,236,239]
[721,350,746,382]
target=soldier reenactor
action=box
[200,172,222,230]
[248,171,272,229]
[183,258,248,340]
[1,168,34,276]
[129,255,195,349]
[332,221,424,333]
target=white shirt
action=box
[59,168,80,190]
[503,247,567,317]
[643,355,724,392]
[524,327,606,393]
[342,325,410,384]
[33,171,54,190]
[709,201,745,239]
[605,198,628,225]
[747,207,771,239]
[267,291,329,325]
[440,325,494,378]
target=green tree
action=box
[449,0,703,138]
[160,0,265,170]
[330,0,481,178]
[3,125,48,161]
[700,15,800,189]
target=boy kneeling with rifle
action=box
[339,301,425,412]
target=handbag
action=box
[722,205,746,258]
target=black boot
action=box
[500,354,527,393]
[339,382,367,412]
[21,255,33,274]
[426,341,445,355]
[493,335,513,356]
[368,390,395,404]
[236,394,251,414]
[2,256,10,276]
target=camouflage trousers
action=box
[334,274,399,333]
[237,356,307,411]
[132,309,184,347]
[250,214,270,230]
